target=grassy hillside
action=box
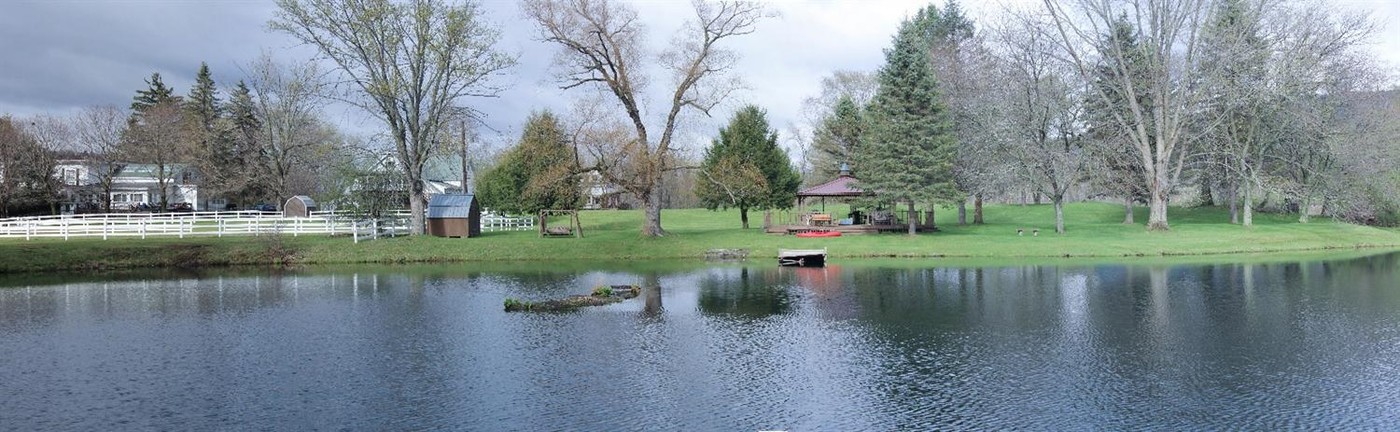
[2,202,1398,274]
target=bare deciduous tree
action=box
[0,116,50,216]
[23,114,72,214]
[246,53,335,207]
[1043,0,1213,230]
[523,0,766,236]
[1267,2,1379,223]
[73,105,129,212]
[271,0,515,234]
[1196,0,1378,226]
[123,101,187,210]
[989,11,1091,234]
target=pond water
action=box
[2,252,1399,430]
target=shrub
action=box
[591,285,614,297]
[503,297,531,312]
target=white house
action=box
[53,160,219,213]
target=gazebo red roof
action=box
[798,174,867,197]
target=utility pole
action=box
[460,121,469,194]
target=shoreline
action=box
[2,234,1397,276]
[3,204,1399,275]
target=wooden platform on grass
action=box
[764,224,924,235]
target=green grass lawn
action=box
[3,202,1398,274]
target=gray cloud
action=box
[3,0,1395,156]
[0,1,285,114]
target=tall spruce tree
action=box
[185,62,230,205]
[696,105,801,229]
[130,72,179,118]
[187,63,222,127]
[809,96,866,180]
[911,1,983,225]
[226,80,264,206]
[857,17,958,235]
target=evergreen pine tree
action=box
[912,1,980,225]
[857,17,958,235]
[475,111,580,215]
[185,62,231,204]
[131,72,179,118]
[696,105,801,229]
[226,80,264,206]
[187,63,222,128]
[810,96,865,179]
[518,111,581,212]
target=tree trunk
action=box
[1147,194,1169,230]
[1242,184,1253,228]
[906,201,917,236]
[1146,175,1169,231]
[1229,185,1239,224]
[155,164,169,212]
[642,190,666,236]
[1123,196,1135,224]
[1054,198,1065,234]
[973,194,984,224]
[102,183,113,213]
[1200,178,1213,206]
[461,121,470,193]
[409,178,426,235]
[957,199,967,225]
[740,207,749,229]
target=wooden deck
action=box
[764,224,925,235]
[779,248,827,267]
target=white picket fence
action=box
[0,209,536,242]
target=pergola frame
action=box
[538,209,582,238]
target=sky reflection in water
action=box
[2,253,1399,430]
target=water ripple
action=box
[3,254,1400,429]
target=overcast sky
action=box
[2,0,1397,155]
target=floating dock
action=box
[779,248,827,267]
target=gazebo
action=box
[796,164,868,212]
[766,164,905,234]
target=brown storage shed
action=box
[427,194,480,238]
[284,195,317,217]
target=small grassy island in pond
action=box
[504,285,641,312]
